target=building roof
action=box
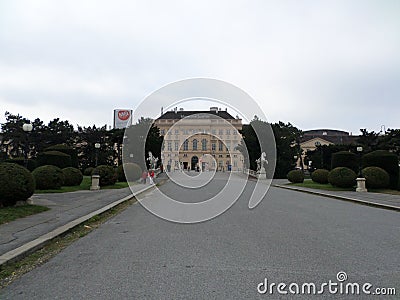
[301,129,358,145]
[157,110,236,120]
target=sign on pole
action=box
[113,109,133,129]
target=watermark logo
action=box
[122,78,276,223]
[257,271,396,296]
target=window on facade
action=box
[218,129,223,136]
[174,141,179,151]
[192,139,198,150]
[226,141,231,151]
[175,129,179,135]
[167,142,172,151]
[160,129,165,135]
[226,129,231,135]
[218,141,223,151]
[183,139,188,151]
[211,129,216,135]
[201,139,207,151]
[233,130,238,135]
[211,142,216,151]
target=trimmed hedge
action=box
[45,144,78,168]
[83,167,94,176]
[331,151,358,173]
[362,150,399,189]
[398,170,400,191]
[37,151,72,169]
[0,163,35,206]
[62,167,83,186]
[117,163,142,182]
[328,167,357,188]
[5,157,37,172]
[92,165,117,186]
[362,166,390,189]
[311,169,329,184]
[287,169,304,183]
[32,165,65,190]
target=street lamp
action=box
[95,143,101,167]
[22,123,33,168]
[357,146,363,177]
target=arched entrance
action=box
[191,156,198,170]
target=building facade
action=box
[155,107,244,172]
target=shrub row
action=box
[309,166,391,189]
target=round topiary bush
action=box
[117,163,142,182]
[362,166,390,189]
[92,165,117,186]
[83,167,94,176]
[45,144,78,168]
[287,169,304,183]
[311,169,329,184]
[362,150,399,189]
[5,157,37,172]
[328,167,357,188]
[32,165,65,190]
[62,167,83,186]
[0,163,35,206]
[37,151,72,169]
[331,151,359,173]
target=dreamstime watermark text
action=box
[257,272,396,296]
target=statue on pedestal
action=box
[147,151,158,170]
[256,152,268,179]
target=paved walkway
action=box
[0,182,155,259]
[273,179,400,210]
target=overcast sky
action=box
[0,0,399,134]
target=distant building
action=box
[300,129,358,153]
[297,129,358,169]
[154,107,244,172]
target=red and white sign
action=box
[114,109,133,129]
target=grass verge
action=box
[288,180,400,195]
[0,205,49,225]
[288,180,354,191]
[35,176,130,194]
[0,198,135,289]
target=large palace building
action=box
[154,107,244,172]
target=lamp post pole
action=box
[356,146,367,192]
[95,143,101,167]
[357,146,363,177]
[22,123,33,168]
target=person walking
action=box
[148,169,154,184]
[141,170,147,184]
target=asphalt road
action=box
[1,173,399,299]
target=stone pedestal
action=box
[90,175,100,191]
[257,168,267,180]
[356,177,367,192]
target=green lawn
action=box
[288,179,400,195]
[288,180,354,191]
[35,176,130,194]
[0,205,49,225]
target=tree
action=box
[0,112,31,159]
[123,117,163,170]
[271,121,302,178]
[237,118,301,178]
[357,129,380,152]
